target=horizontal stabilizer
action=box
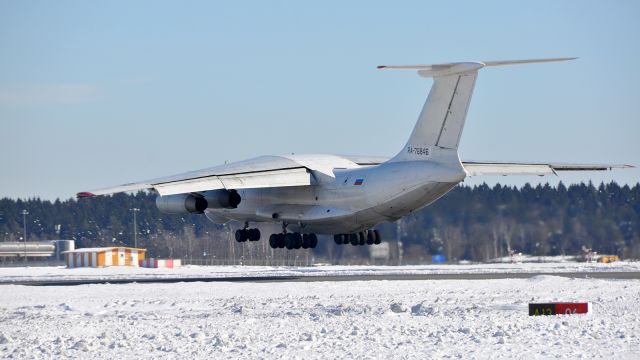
[377,57,576,78]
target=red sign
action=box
[529,303,590,316]
[555,303,589,315]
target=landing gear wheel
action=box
[366,231,374,245]
[358,232,366,246]
[343,235,350,245]
[277,233,285,248]
[235,229,248,242]
[333,234,343,245]
[285,233,295,250]
[309,234,318,248]
[302,234,310,249]
[248,228,261,241]
[349,233,359,246]
[269,234,277,248]
[373,230,381,245]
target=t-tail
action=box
[378,57,577,163]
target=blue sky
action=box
[1,1,639,200]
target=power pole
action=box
[130,208,140,248]
[21,210,28,262]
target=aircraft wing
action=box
[462,161,634,176]
[77,155,315,198]
[339,157,635,176]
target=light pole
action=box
[54,224,62,261]
[21,210,28,262]
[130,208,140,248]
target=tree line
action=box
[0,181,638,263]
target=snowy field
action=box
[1,267,639,359]
[1,261,640,284]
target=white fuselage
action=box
[206,152,466,234]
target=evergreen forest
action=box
[1,182,638,264]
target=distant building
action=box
[62,247,146,268]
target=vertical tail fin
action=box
[378,57,576,162]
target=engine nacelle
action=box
[155,190,241,214]
[155,194,208,214]
[203,189,241,209]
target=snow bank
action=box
[1,261,639,284]
[0,275,638,358]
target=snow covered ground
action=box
[1,266,639,359]
[1,261,640,284]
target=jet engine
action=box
[203,189,241,209]
[155,194,208,214]
[155,190,241,214]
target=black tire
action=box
[343,234,351,245]
[249,228,260,241]
[294,233,303,249]
[235,229,247,242]
[277,233,285,248]
[269,234,277,248]
[285,233,295,250]
[358,232,366,246]
[301,234,310,249]
[333,234,342,245]
[350,233,359,246]
[373,230,381,244]
[366,231,374,245]
[309,233,318,248]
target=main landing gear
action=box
[235,223,261,242]
[333,230,381,246]
[268,233,318,250]
[234,222,318,250]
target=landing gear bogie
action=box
[235,227,261,243]
[270,232,317,250]
[334,230,382,246]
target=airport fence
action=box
[0,259,66,267]
[182,255,315,267]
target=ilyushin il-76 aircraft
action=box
[78,58,631,250]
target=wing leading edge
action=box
[77,155,316,199]
[78,166,313,198]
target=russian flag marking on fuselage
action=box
[354,179,364,186]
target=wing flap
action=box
[154,177,225,196]
[219,167,313,190]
